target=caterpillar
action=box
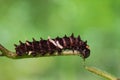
[14,33,90,59]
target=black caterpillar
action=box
[14,33,90,58]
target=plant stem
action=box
[85,66,120,80]
[0,44,17,58]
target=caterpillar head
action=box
[79,41,90,58]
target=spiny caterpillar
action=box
[14,33,90,59]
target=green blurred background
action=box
[0,0,120,80]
